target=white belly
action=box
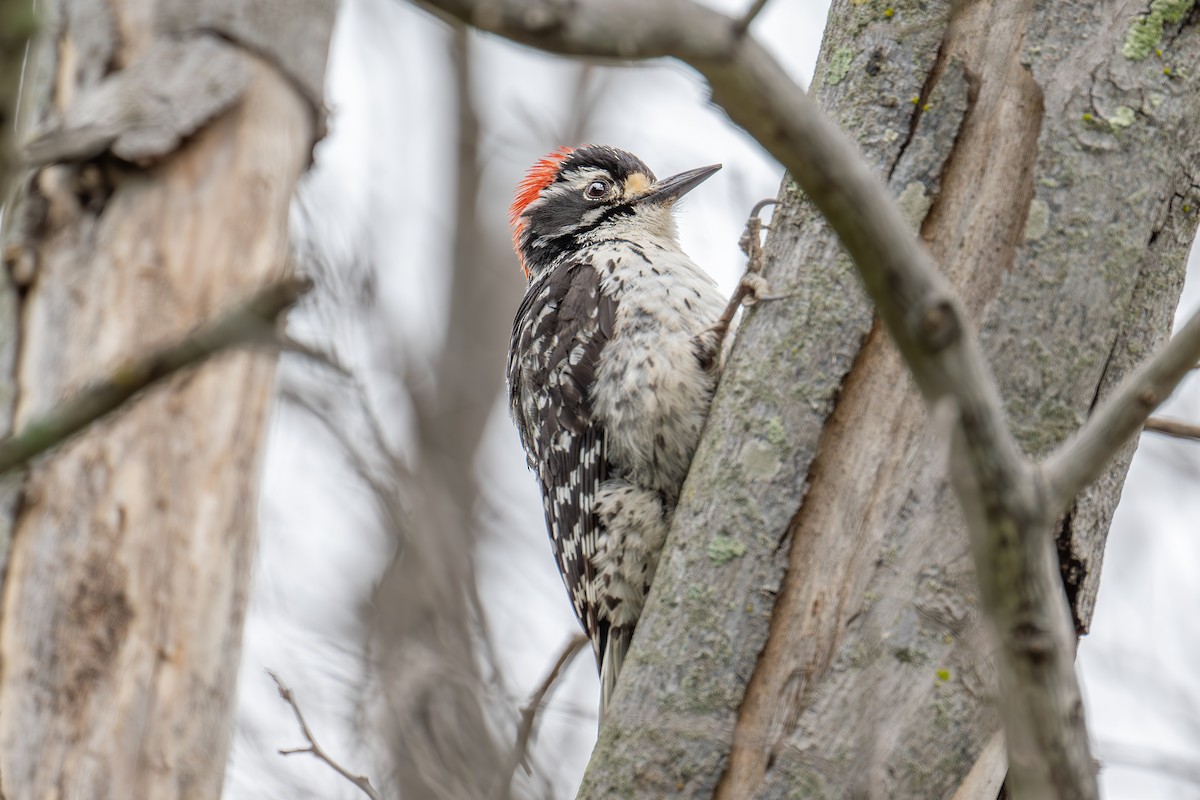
[591,240,726,498]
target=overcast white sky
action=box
[224,1,1200,797]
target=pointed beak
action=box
[637,163,722,205]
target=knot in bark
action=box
[915,296,961,353]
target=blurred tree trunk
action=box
[0,0,334,796]
[582,1,1200,798]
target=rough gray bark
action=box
[748,4,1200,796]
[0,0,335,796]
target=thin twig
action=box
[268,670,383,800]
[489,634,588,800]
[0,277,310,476]
[1143,415,1200,443]
[1045,307,1200,511]
[279,334,354,378]
[0,0,37,209]
[560,65,603,147]
[367,26,511,800]
[735,0,772,33]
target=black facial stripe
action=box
[520,229,585,271]
[525,196,636,242]
[593,202,636,229]
[526,190,590,240]
[520,199,640,277]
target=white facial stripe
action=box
[565,168,611,189]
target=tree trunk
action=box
[581,1,1200,797]
[0,1,335,796]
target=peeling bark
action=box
[0,1,335,796]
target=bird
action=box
[506,145,729,715]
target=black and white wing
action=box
[507,258,617,664]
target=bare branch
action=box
[0,277,309,476]
[734,0,771,34]
[0,0,36,207]
[367,27,512,799]
[1045,308,1200,510]
[268,670,382,800]
[279,334,354,379]
[489,634,588,800]
[558,65,604,147]
[1145,415,1200,442]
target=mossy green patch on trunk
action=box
[1123,0,1195,61]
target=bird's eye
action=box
[584,179,611,199]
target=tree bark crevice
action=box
[714,313,898,799]
[717,4,1051,797]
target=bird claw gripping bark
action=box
[696,198,779,371]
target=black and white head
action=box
[509,145,721,281]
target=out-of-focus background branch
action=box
[364,25,513,800]
[0,277,308,476]
[0,0,35,207]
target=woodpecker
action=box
[507,145,728,713]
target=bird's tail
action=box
[599,627,633,723]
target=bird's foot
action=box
[694,199,781,372]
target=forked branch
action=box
[490,634,589,800]
[1046,309,1200,509]
[269,670,382,800]
[1144,415,1200,442]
